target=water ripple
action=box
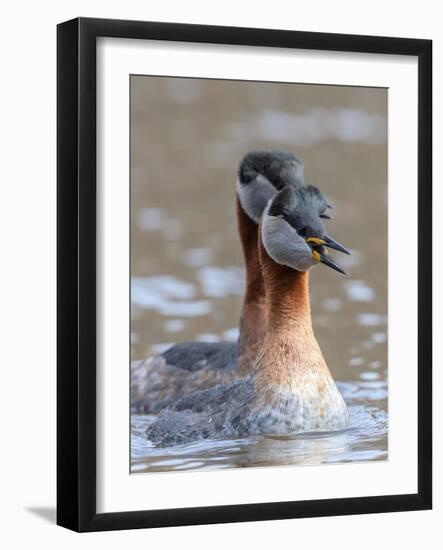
[131,380,388,473]
[227,108,387,147]
[132,276,211,317]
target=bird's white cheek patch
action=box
[236,175,277,223]
[261,212,317,272]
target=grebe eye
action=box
[298,227,308,238]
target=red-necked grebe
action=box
[146,184,350,446]
[132,151,308,412]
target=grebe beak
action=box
[306,235,350,255]
[311,248,347,275]
[307,234,349,275]
[319,253,347,275]
[324,235,350,255]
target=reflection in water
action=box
[130,76,388,472]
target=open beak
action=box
[306,235,349,275]
[306,235,350,255]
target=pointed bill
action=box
[319,253,347,275]
[324,235,350,255]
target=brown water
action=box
[130,76,388,473]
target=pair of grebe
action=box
[132,150,350,446]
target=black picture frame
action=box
[57,17,432,532]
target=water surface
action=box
[130,76,388,472]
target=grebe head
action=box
[237,150,305,223]
[261,185,350,274]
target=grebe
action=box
[132,150,306,412]
[146,184,350,446]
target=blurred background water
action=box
[130,76,388,473]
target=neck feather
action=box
[236,198,266,373]
[255,235,327,390]
[259,235,313,333]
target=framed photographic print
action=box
[57,17,432,532]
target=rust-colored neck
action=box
[257,231,312,336]
[259,242,313,334]
[236,197,267,374]
[255,231,326,390]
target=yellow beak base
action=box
[306,237,327,246]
